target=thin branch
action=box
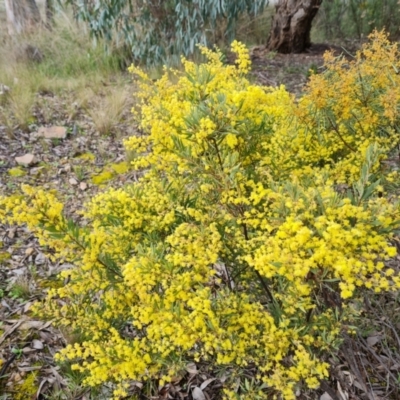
[52,219,123,280]
[242,222,274,303]
[327,115,356,152]
[0,353,17,379]
[211,138,224,171]
[357,334,398,383]
[342,334,375,400]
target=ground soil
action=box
[249,43,349,95]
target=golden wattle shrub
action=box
[1,33,399,399]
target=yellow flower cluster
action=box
[279,30,400,183]
[231,40,252,74]
[1,34,399,399]
[245,186,399,300]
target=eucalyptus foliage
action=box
[61,0,269,65]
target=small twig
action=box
[221,262,234,291]
[0,320,25,346]
[350,110,368,138]
[397,142,400,164]
[242,223,274,302]
[211,138,224,172]
[306,306,314,323]
[254,270,274,303]
[0,353,17,379]
[381,320,400,350]
[342,334,375,400]
[59,223,123,279]
[357,335,398,383]
[356,351,376,400]
[327,115,356,152]
[340,46,355,59]
[37,207,123,280]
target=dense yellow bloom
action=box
[1,36,399,399]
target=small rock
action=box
[37,126,67,139]
[15,153,36,167]
[79,182,88,191]
[31,339,44,350]
[69,178,78,185]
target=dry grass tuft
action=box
[0,5,124,131]
[85,87,130,136]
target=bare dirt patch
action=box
[249,43,349,95]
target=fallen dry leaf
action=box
[186,362,197,374]
[200,378,216,390]
[0,319,25,345]
[32,339,44,350]
[7,228,16,239]
[367,335,382,347]
[337,381,348,400]
[192,386,206,400]
[25,247,34,256]
[35,252,46,265]
[18,365,42,372]
[18,320,52,331]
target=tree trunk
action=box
[267,0,323,53]
[5,0,42,35]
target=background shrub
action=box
[315,0,400,41]
[61,0,268,65]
